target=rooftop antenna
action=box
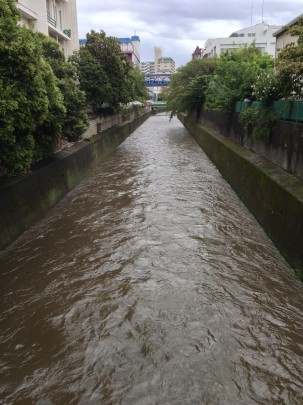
[262,0,265,22]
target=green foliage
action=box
[127,68,149,102]
[239,106,277,141]
[37,33,88,142]
[0,0,66,176]
[166,58,217,117]
[251,70,282,106]
[71,30,147,111]
[204,45,274,111]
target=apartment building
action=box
[203,22,281,58]
[140,61,156,75]
[117,35,141,68]
[157,57,176,74]
[15,0,79,57]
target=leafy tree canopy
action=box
[71,30,148,110]
[165,58,218,117]
[204,45,274,111]
[0,0,65,176]
[36,33,88,142]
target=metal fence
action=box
[235,100,303,122]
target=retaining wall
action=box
[194,109,303,181]
[0,112,152,251]
[180,113,303,274]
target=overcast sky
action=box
[76,0,303,68]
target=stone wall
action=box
[194,109,303,181]
[0,112,152,251]
[180,113,303,275]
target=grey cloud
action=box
[77,0,303,66]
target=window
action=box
[238,33,245,37]
[59,10,62,29]
[248,33,256,37]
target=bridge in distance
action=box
[144,73,171,87]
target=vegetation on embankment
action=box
[165,17,303,141]
[0,111,153,252]
[0,0,148,177]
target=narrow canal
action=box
[1,114,303,404]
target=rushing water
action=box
[0,114,303,404]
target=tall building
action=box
[203,22,281,58]
[15,0,79,57]
[157,57,176,74]
[117,35,141,68]
[140,61,156,75]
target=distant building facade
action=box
[140,61,156,75]
[117,35,141,68]
[273,13,302,56]
[192,46,202,60]
[203,22,281,58]
[15,0,79,57]
[140,46,176,75]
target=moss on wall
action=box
[180,113,303,277]
[0,112,152,251]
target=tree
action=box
[204,45,274,111]
[0,0,65,176]
[165,58,217,117]
[71,30,148,111]
[36,33,88,142]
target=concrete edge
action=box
[0,111,153,251]
[179,113,303,274]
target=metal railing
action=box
[47,15,56,27]
[63,29,71,38]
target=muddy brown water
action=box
[0,114,303,404]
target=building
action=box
[203,22,281,58]
[273,13,302,56]
[140,46,175,101]
[157,57,176,74]
[15,0,79,57]
[140,61,156,75]
[192,46,202,60]
[117,35,141,68]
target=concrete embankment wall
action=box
[195,109,303,181]
[179,113,303,274]
[0,112,152,251]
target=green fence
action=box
[235,100,303,122]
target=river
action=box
[0,114,302,404]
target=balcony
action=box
[16,2,37,21]
[47,15,56,28]
[47,14,71,41]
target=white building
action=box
[203,22,281,58]
[140,61,156,75]
[15,0,79,57]
[118,35,141,68]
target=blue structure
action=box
[144,73,171,87]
